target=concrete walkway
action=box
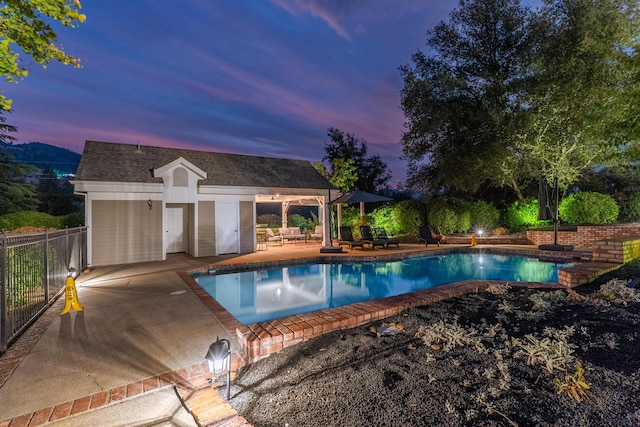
[0,253,238,426]
[0,242,605,426]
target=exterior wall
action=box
[526,224,640,249]
[91,200,163,266]
[239,201,254,254]
[198,201,216,256]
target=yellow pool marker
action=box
[471,233,477,247]
[61,275,84,315]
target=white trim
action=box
[153,156,207,179]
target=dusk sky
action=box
[4,0,526,186]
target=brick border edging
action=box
[0,361,247,427]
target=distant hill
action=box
[0,142,81,175]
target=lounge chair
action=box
[359,226,387,249]
[310,225,323,242]
[374,227,400,248]
[338,226,371,250]
[265,228,284,245]
[418,226,440,247]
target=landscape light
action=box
[205,337,231,400]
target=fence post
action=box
[1,229,7,352]
[44,228,49,307]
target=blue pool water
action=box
[194,253,572,325]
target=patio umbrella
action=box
[537,177,553,221]
[331,190,392,217]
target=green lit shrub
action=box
[504,198,549,230]
[395,199,427,234]
[427,197,472,234]
[0,211,62,232]
[559,192,618,224]
[370,199,426,235]
[469,200,500,230]
[338,205,360,227]
[370,204,397,233]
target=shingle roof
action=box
[75,141,334,190]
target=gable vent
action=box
[173,167,188,187]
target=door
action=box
[216,202,239,254]
[166,205,186,253]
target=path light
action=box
[205,337,231,400]
[477,229,483,237]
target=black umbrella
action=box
[331,190,393,205]
[537,177,553,221]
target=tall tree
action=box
[0,112,38,214]
[321,127,391,193]
[0,0,86,110]
[519,0,640,191]
[400,0,534,198]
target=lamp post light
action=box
[205,337,231,400]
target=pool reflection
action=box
[195,254,571,325]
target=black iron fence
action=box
[1,227,88,353]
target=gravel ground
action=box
[228,260,640,427]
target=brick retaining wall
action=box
[526,224,640,249]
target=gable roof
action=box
[75,141,334,189]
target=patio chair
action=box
[374,227,400,248]
[310,225,323,242]
[265,228,284,245]
[359,226,387,249]
[338,226,372,250]
[417,226,440,247]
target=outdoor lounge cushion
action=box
[418,226,441,247]
[310,225,323,241]
[278,227,306,241]
[338,226,371,250]
[374,228,400,248]
[265,228,284,244]
[359,226,387,249]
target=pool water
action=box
[194,253,572,325]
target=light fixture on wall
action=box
[147,199,153,209]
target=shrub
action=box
[256,213,281,228]
[288,213,308,230]
[370,204,397,233]
[559,192,618,224]
[427,197,472,234]
[61,212,85,228]
[618,192,640,222]
[395,199,427,234]
[503,198,549,230]
[0,211,62,232]
[469,200,500,230]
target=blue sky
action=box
[6,0,480,185]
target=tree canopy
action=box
[400,0,640,197]
[0,0,86,110]
[0,112,38,214]
[318,127,391,193]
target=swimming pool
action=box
[194,253,572,325]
